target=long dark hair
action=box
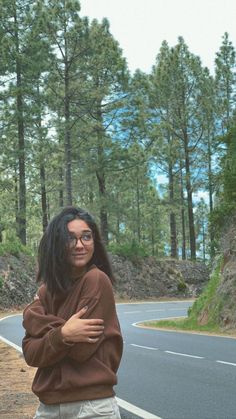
[36,206,114,294]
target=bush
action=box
[187,256,222,325]
[108,241,148,260]
[177,279,187,293]
[0,239,32,258]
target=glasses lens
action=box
[68,236,77,248]
[68,233,93,247]
[80,232,93,246]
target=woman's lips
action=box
[72,253,87,257]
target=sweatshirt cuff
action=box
[48,326,74,351]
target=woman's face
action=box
[66,219,94,274]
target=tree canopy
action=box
[0,1,235,261]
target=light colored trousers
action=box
[33,397,121,419]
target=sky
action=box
[79,0,236,75]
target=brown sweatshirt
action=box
[22,266,123,405]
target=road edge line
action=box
[0,334,22,353]
[116,397,162,419]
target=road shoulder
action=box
[0,324,38,418]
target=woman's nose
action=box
[75,238,84,248]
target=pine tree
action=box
[78,18,128,242]
[0,0,32,244]
[215,32,236,134]
[41,0,89,205]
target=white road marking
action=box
[146,309,165,312]
[116,300,194,306]
[216,360,236,367]
[165,350,204,359]
[131,343,158,351]
[132,316,187,328]
[0,314,20,321]
[123,310,141,314]
[116,397,162,419]
[0,335,22,353]
[169,308,189,311]
[130,344,204,359]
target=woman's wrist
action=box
[61,325,69,340]
[61,325,74,345]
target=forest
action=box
[0,0,236,262]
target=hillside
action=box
[0,253,209,309]
[183,214,236,332]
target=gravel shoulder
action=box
[0,340,38,418]
[0,310,38,418]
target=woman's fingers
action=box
[87,330,104,336]
[73,306,88,318]
[86,324,104,330]
[86,318,104,325]
[87,337,100,343]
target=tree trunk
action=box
[58,167,64,208]
[202,221,206,263]
[64,42,72,205]
[180,163,186,260]
[14,6,26,245]
[95,106,109,244]
[116,193,120,244]
[168,161,178,258]
[184,132,196,260]
[14,169,19,232]
[151,220,155,256]
[207,133,215,258]
[136,174,141,243]
[40,164,48,231]
[96,169,108,244]
[36,84,48,232]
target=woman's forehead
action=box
[67,219,91,233]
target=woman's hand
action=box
[61,306,104,343]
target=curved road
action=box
[1,301,236,418]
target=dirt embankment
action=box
[0,253,209,310]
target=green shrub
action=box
[177,279,187,293]
[108,241,148,260]
[0,239,32,258]
[187,256,222,325]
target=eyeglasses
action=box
[67,232,94,248]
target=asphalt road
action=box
[1,301,236,418]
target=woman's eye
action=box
[82,234,92,241]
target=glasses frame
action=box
[67,231,94,248]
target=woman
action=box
[22,206,123,418]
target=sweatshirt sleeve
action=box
[22,270,123,368]
[22,299,73,368]
[67,269,123,364]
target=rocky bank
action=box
[196,213,236,331]
[0,253,209,309]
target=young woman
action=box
[22,206,123,418]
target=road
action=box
[1,301,236,418]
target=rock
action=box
[0,252,209,309]
[0,254,37,309]
[111,254,209,300]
